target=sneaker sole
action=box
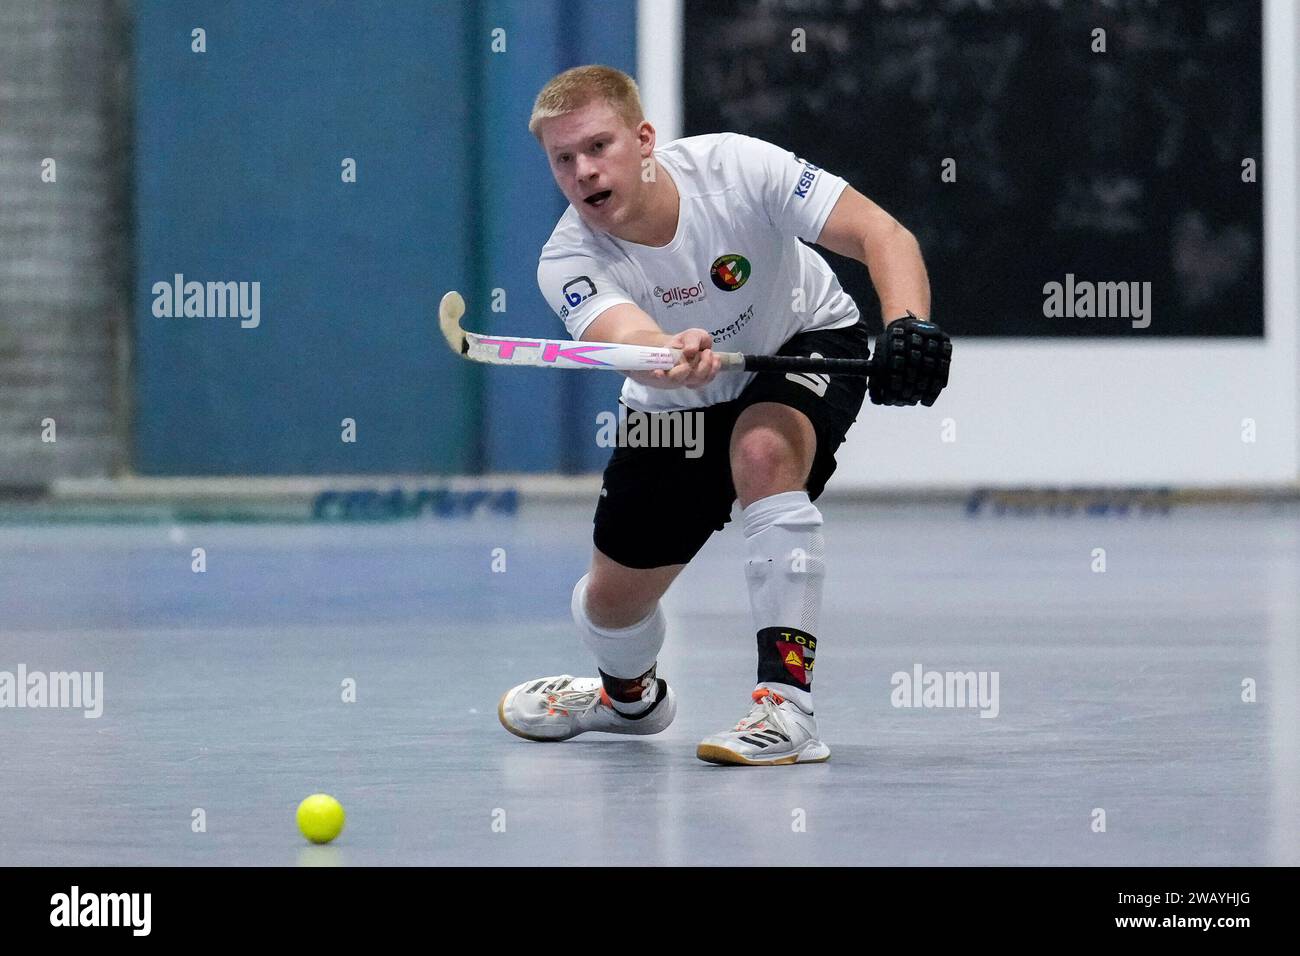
[695,741,831,766]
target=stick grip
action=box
[739,353,874,376]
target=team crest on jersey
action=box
[710,254,751,292]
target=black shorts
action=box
[593,315,873,569]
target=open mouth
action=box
[584,189,613,208]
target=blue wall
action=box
[133,0,634,475]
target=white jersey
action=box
[536,132,859,412]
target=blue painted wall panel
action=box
[478,0,568,473]
[478,0,635,473]
[564,0,639,473]
[133,0,636,475]
[134,1,479,474]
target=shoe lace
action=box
[543,685,603,717]
[732,689,786,732]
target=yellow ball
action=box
[296,793,345,844]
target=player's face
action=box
[540,102,650,231]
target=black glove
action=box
[868,313,952,407]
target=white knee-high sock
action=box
[742,491,825,713]
[571,574,665,714]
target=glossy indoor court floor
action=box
[1,501,1296,865]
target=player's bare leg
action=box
[697,401,832,765]
[498,551,684,741]
[583,549,684,628]
[730,402,817,508]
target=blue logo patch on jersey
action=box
[562,276,597,308]
[793,160,820,199]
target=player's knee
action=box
[581,573,656,629]
[731,427,803,500]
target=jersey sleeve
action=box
[727,133,849,243]
[537,245,636,340]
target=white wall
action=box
[637,0,682,143]
[638,0,1298,487]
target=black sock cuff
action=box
[604,678,668,721]
[598,664,658,704]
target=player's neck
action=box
[611,162,679,248]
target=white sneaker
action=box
[696,688,830,765]
[498,675,676,742]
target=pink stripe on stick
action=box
[477,338,541,359]
[540,343,613,366]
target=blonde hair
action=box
[528,65,645,140]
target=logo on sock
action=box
[758,627,816,689]
[776,636,815,683]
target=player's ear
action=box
[637,120,655,156]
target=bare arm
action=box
[815,185,931,326]
[582,303,721,389]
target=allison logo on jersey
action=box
[710,254,750,291]
[652,281,706,308]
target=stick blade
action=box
[438,291,468,354]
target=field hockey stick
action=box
[438,291,873,376]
